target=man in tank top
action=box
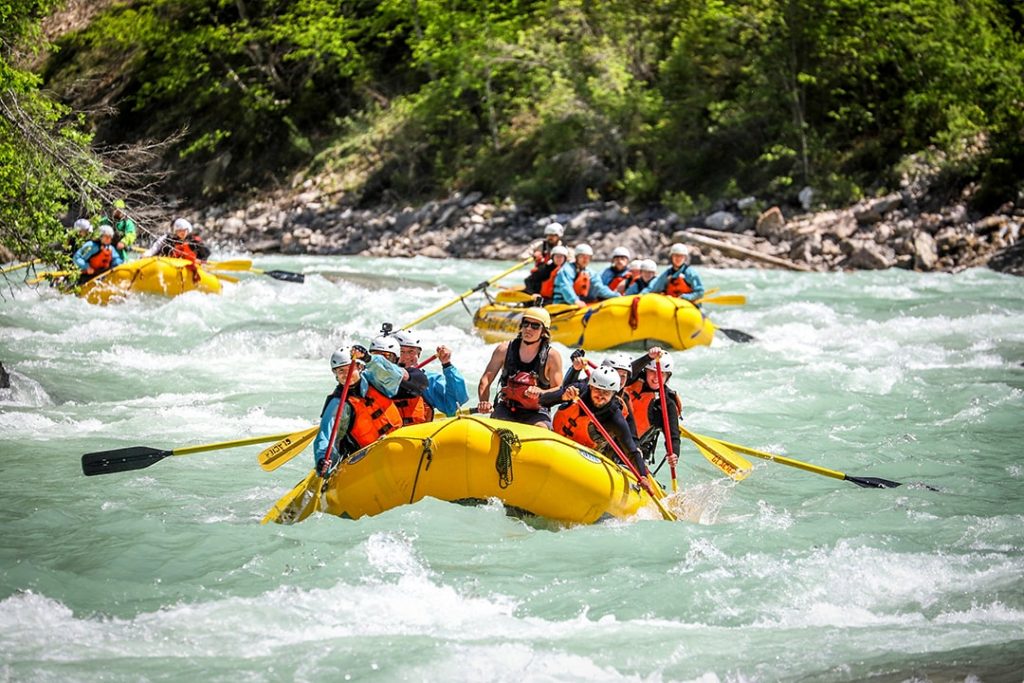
[476,307,564,428]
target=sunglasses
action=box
[520,320,543,330]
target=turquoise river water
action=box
[0,256,1022,682]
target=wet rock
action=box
[0,362,9,389]
[845,242,894,269]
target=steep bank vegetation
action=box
[32,0,1024,215]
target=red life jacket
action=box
[393,395,434,425]
[171,242,198,261]
[539,263,563,299]
[625,379,682,439]
[573,268,591,299]
[346,385,403,447]
[621,272,641,292]
[88,243,114,271]
[553,401,597,449]
[498,338,551,411]
[664,266,694,297]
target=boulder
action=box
[845,243,894,269]
[755,206,786,241]
[798,186,815,211]
[854,193,903,224]
[417,245,448,258]
[704,210,739,232]
[913,231,938,270]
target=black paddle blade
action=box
[266,270,304,283]
[719,328,756,343]
[845,475,903,489]
[81,446,170,476]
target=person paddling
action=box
[552,244,620,306]
[72,225,123,283]
[600,247,632,293]
[477,307,564,428]
[642,243,704,302]
[99,199,137,261]
[624,348,682,468]
[553,366,650,489]
[313,345,404,476]
[523,222,565,295]
[145,218,211,261]
[391,329,470,420]
[625,259,658,295]
[370,334,430,425]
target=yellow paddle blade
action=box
[261,471,323,525]
[211,271,240,284]
[679,424,752,480]
[258,426,318,471]
[205,259,254,272]
[495,289,535,304]
[699,294,747,306]
[26,271,74,285]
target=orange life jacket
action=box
[664,266,694,297]
[88,244,114,271]
[393,395,434,425]
[539,263,563,299]
[498,338,551,411]
[625,379,682,438]
[553,401,597,449]
[621,272,641,292]
[346,385,403,447]
[573,268,591,299]
[606,268,628,292]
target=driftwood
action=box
[679,230,812,271]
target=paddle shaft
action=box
[400,257,533,330]
[655,359,678,493]
[415,354,437,369]
[0,259,41,275]
[322,361,357,474]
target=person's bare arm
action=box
[476,342,508,413]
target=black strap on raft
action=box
[409,438,434,504]
[494,428,520,489]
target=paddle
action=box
[655,358,679,493]
[573,397,676,521]
[400,257,533,329]
[694,432,917,489]
[0,259,41,275]
[258,426,319,472]
[699,294,746,306]
[81,431,299,476]
[718,327,756,343]
[206,259,305,283]
[677,424,752,481]
[26,271,75,285]
[495,289,536,304]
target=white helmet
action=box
[601,353,632,372]
[611,246,631,259]
[544,222,565,237]
[391,329,421,349]
[173,218,193,233]
[640,259,657,273]
[98,225,115,238]
[627,259,641,271]
[370,335,400,357]
[589,366,621,392]
[670,243,689,257]
[551,245,570,258]
[330,348,352,369]
[575,243,593,257]
[74,218,92,232]
[644,353,674,374]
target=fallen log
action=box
[679,231,812,272]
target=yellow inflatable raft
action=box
[473,293,715,351]
[319,415,658,524]
[78,257,222,304]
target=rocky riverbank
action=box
[180,159,1024,276]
